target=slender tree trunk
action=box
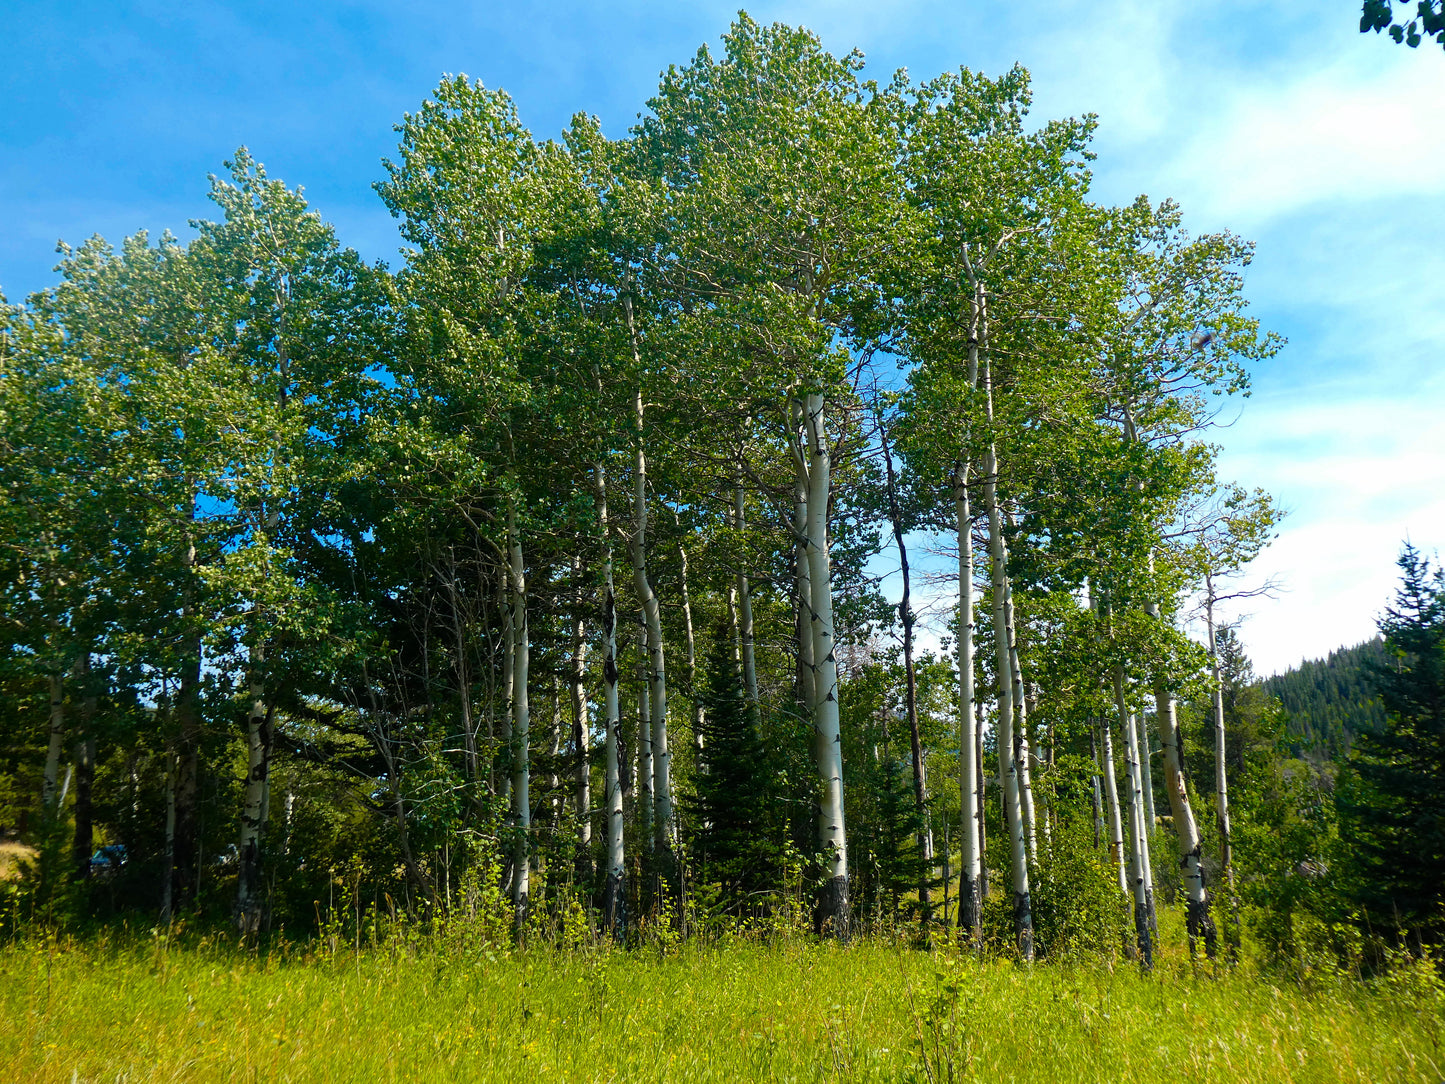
[1114,667,1155,968]
[1090,727,1104,851]
[506,495,531,931]
[1001,573,1038,866]
[161,750,177,922]
[71,737,96,880]
[956,463,982,940]
[570,553,592,876]
[803,392,849,938]
[733,487,760,714]
[880,424,932,925]
[1099,714,1129,895]
[678,541,705,754]
[1143,576,1216,955]
[173,648,201,912]
[976,701,989,900]
[1140,724,1157,830]
[638,672,654,858]
[1206,578,1239,958]
[1154,680,1217,957]
[282,778,295,857]
[71,666,96,883]
[172,499,202,912]
[981,390,1032,955]
[379,725,435,909]
[42,671,66,817]
[548,678,562,860]
[445,550,481,793]
[624,302,674,887]
[498,565,514,810]
[236,650,273,935]
[596,463,625,939]
[791,399,816,718]
[962,271,1031,954]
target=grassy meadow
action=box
[3,922,1442,1083]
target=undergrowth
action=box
[1,918,1441,1083]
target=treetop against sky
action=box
[1,0,1441,673]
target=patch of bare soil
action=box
[0,841,36,881]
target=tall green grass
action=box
[2,927,1440,1082]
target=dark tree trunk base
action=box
[601,871,625,943]
[1135,895,1155,972]
[1014,890,1034,960]
[815,874,850,940]
[1187,896,1219,959]
[956,876,981,942]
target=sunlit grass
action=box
[1,925,1440,1082]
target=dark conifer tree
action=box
[1338,544,1445,946]
[685,622,786,913]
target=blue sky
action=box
[3,0,1441,674]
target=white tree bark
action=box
[1140,726,1157,828]
[161,750,177,923]
[956,287,985,940]
[1002,578,1038,864]
[956,464,982,940]
[1145,584,1217,956]
[1114,667,1155,967]
[803,392,849,936]
[236,651,271,934]
[1089,728,1105,851]
[791,399,817,717]
[570,554,591,854]
[596,463,625,938]
[1099,716,1129,895]
[624,300,674,874]
[506,494,531,928]
[498,565,514,808]
[41,671,65,816]
[637,677,653,852]
[980,354,1033,958]
[678,542,705,753]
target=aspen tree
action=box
[804,391,850,935]
[569,554,592,864]
[1114,665,1156,966]
[506,494,532,926]
[623,299,675,884]
[595,463,626,938]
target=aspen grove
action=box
[3,17,1302,963]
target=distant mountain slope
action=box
[1263,638,1387,758]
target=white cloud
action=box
[1158,54,1445,224]
[1213,395,1445,674]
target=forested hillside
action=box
[1262,639,1387,758]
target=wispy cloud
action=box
[1159,55,1445,225]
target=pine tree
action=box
[686,623,786,914]
[1338,544,1445,946]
